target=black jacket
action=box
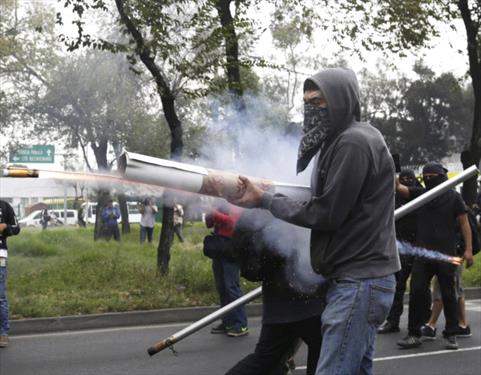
[0,200,20,252]
[233,209,325,325]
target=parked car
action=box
[18,209,78,228]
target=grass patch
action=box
[6,225,481,319]
[7,223,259,319]
[464,253,481,287]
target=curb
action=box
[10,288,481,336]
[10,303,263,336]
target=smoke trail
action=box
[195,93,311,185]
[396,240,462,265]
[194,93,323,293]
[239,209,325,294]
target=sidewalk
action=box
[10,288,481,335]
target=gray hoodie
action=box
[262,68,400,279]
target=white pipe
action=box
[118,151,311,202]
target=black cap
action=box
[422,162,448,175]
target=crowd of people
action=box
[212,67,476,374]
[0,67,478,375]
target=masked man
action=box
[230,67,400,375]
[396,162,474,350]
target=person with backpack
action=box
[206,208,325,375]
[205,202,248,337]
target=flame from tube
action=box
[397,240,463,266]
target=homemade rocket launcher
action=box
[146,164,479,356]
[117,151,311,202]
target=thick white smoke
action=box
[194,93,325,293]
[195,93,312,184]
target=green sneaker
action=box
[227,327,249,337]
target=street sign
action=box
[9,145,55,163]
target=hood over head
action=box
[303,67,361,131]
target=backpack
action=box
[202,234,237,262]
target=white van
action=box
[51,209,78,225]
[18,210,43,227]
[19,209,78,227]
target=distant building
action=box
[0,178,77,217]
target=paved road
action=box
[1,300,480,375]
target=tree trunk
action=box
[157,206,174,275]
[161,95,183,160]
[118,193,130,234]
[461,150,480,206]
[215,0,245,112]
[114,0,183,275]
[92,139,111,240]
[458,0,481,206]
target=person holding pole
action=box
[0,200,20,348]
[225,209,325,375]
[230,67,400,375]
[396,162,474,350]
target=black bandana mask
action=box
[424,175,447,190]
[297,104,330,174]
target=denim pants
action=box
[0,266,9,336]
[212,259,247,329]
[316,274,395,375]
[140,226,154,243]
[386,255,413,326]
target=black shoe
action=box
[445,335,458,350]
[211,323,229,334]
[420,324,437,341]
[378,321,400,334]
[227,326,249,337]
[456,325,472,338]
[397,335,422,349]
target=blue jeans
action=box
[140,226,154,243]
[0,266,9,336]
[316,274,395,375]
[212,259,247,329]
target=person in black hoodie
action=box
[222,209,325,375]
[396,162,474,350]
[378,169,420,334]
[0,200,21,348]
[229,67,399,375]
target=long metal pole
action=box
[147,286,263,356]
[147,165,479,356]
[394,165,478,220]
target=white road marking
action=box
[465,299,481,312]
[295,346,481,371]
[373,346,481,361]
